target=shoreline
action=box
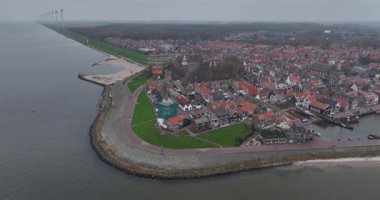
[295,156,380,166]
[88,81,380,179]
[42,24,380,179]
[88,86,294,179]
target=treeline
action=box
[188,56,243,82]
[359,55,380,65]
[70,22,326,41]
[69,23,380,49]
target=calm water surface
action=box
[1,22,380,200]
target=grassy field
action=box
[85,37,148,64]
[54,27,148,65]
[131,92,217,149]
[198,123,251,147]
[127,73,149,92]
[132,91,156,124]
[133,124,218,149]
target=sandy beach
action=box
[81,55,145,85]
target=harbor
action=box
[313,114,380,142]
[290,103,380,131]
[282,103,380,144]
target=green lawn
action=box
[85,38,148,65]
[127,73,149,92]
[132,91,155,124]
[198,123,250,147]
[134,123,217,149]
[131,92,217,149]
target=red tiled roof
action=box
[152,69,163,75]
[275,115,285,123]
[256,110,274,121]
[288,75,301,84]
[310,79,320,86]
[152,65,163,70]
[236,81,257,95]
[176,94,184,100]
[176,94,190,105]
[336,97,348,107]
[196,83,211,97]
[209,100,236,111]
[237,106,253,113]
[309,101,330,110]
[151,65,163,75]
[240,100,258,110]
[168,114,184,126]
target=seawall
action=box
[88,80,380,179]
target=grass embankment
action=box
[53,27,148,65]
[85,37,148,65]
[132,92,218,149]
[127,73,149,92]
[199,123,250,147]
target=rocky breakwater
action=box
[87,79,380,179]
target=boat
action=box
[368,134,380,140]
[341,115,359,124]
[314,132,321,137]
[340,122,354,130]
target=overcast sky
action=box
[1,0,380,22]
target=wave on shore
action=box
[295,157,380,166]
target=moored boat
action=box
[341,115,359,124]
[314,132,321,137]
[368,134,380,140]
[340,122,354,130]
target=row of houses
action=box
[145,79,279,133]
[259,119,316,145]
[296,90,379,115]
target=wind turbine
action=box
[55,10,58,25]
[60,9,64,27]
[51,11,55,24]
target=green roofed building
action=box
[157,98,178,119]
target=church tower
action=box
[181,55,188,66]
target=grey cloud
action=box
[0,0,379,22]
